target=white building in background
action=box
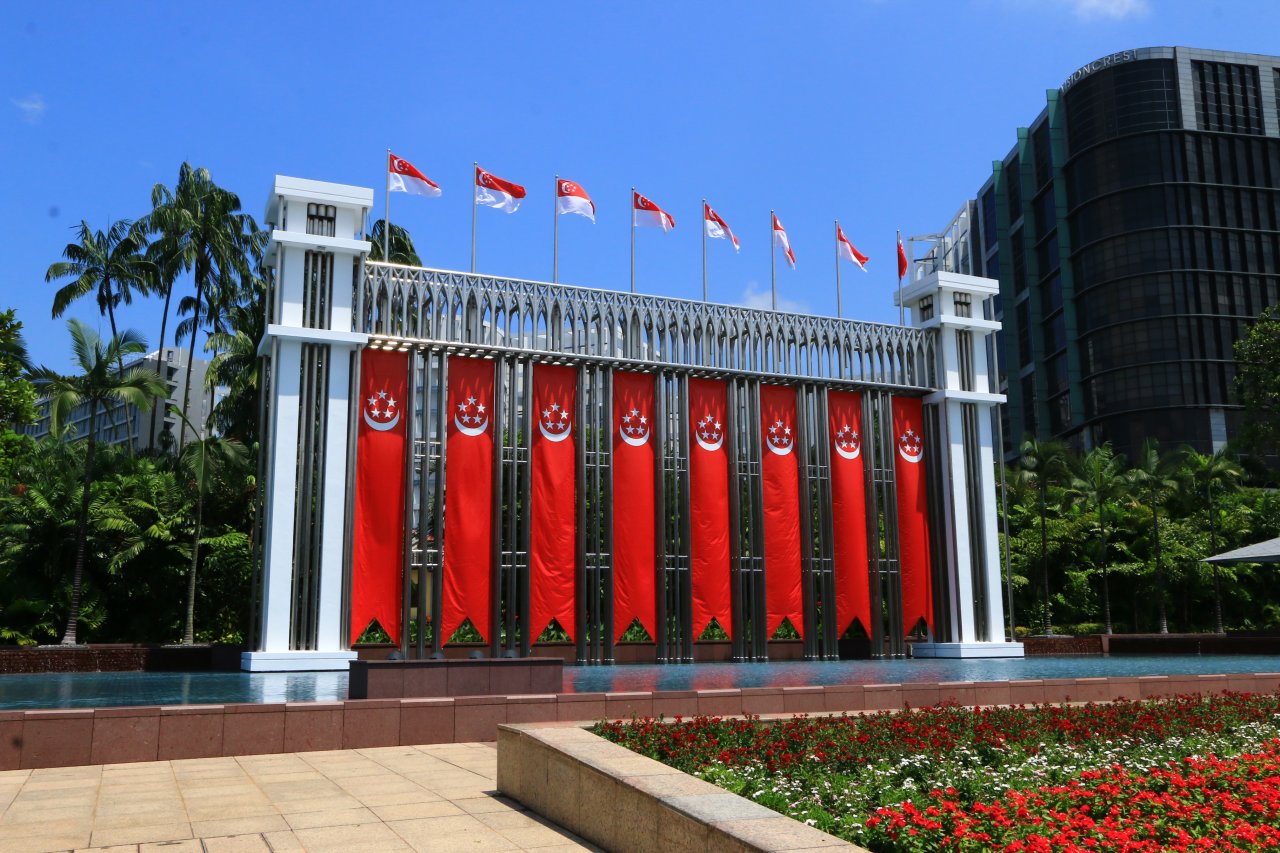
[19,348,221,451]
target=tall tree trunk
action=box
[149,281,174,450]
[1099,495,1113,635]
[184,488,203,645]
[104,284,135,457]
[1039,484,1052,635]
[1209,480,1224,633]
[61,403,97,645]
[1153,491,1168,634]
[179,276,204,452]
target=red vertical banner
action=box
[828,390,871,636]
[350,348,408,645]
[441,356,495,644]
[530,364,578,641]
[760,384,803,638]
[689,378,731,639]
[892,396,934,635]
[611,371,656,641]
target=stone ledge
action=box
[496,721,867,853]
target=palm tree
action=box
[1183,450,1245,633]
[143,241,184,448]
[28,320,167,644]
[1068,444,1127,635]
[206,298,264,444]
[1126,440,1184,634]
[366,219,421,265]
[46,220,155,449]
[172,407,247,644]
[145,163,258,450]
[1019,437,1071,635]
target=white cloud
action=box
[1064,0,1149,20]
[11,93,46,124]
[740,280,810,315]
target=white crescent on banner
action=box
[539,420,572,443]
[766,440,794,457]
[695,432,723,452]
[899,443,923,464]
[454,414,488,437]
[619,425,650,447]
[834,441,861,461]
[364,409,400,432]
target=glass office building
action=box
[950,47,1280,458]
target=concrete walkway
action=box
[0,743,600,853]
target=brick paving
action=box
[0,743,599,853]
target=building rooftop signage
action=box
[1059,49,1139,94]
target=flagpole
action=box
[553,175,560,283]
[835,220,842,319]
[471,162,478,274]
[383,149,391,262]
[630,187,636,294]
[701,199,708,302]
[897,229,905,326]
[770,210,777,311]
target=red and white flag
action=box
[837,224,869,271]
[556,178,595,223]
[772,213,795,269]
[387,152,442,198]
[633,191,675,231]
[704,203,739,251]
[475,166,526,213]
[897,230,909,280]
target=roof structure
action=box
[1202,537,1280,565]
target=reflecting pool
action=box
[0,654,1275,710]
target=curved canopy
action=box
[1202,537,1280,565]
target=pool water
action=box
[0,655,1274,710]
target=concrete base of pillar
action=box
[910,641,1025,659]
[240,651,358,672]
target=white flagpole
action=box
[471,163,478,273]
[383,149,391,262]
[701,199,708,302]
[630,187,636,294]
[770,210,777,311]
[553,175,560,283]
[835,220,843,319]
[897,229,905,326]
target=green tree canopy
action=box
[0,308,36,427]
[1235,305,1280,462]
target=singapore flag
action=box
[633,191,675,231]
[837,224,869,271]
[387,153,442,198]
[773,213,796,269]
[475,166,526,213]
[704,203,739,251]
[556,178,595,223]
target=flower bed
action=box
[593,693,1280,852]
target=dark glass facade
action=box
[970,47,1280,459]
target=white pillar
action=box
[243,176,374,672]
[898,270,1023,658]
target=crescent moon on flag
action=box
[619,424,650,447]
[454,414,488,437]
[539,420,572,443]
[766,439,794,457]
[392,158,405,173]
[898,444,924,464]
[695,432,724,453]
[364,409,400,432]
[834,441,861,461]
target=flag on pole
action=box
[897,230,909,280]
[475,166,526,213]
[388,153,442,197]
[704,203,739,251]
[837,224,869,271]
[556,178,595,223]
[772,213,795,269]
[633,191,675,231]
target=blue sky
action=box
[3,0,1276,370]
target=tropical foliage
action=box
[1000,439,1280,636]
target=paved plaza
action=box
[0,743,597,853]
